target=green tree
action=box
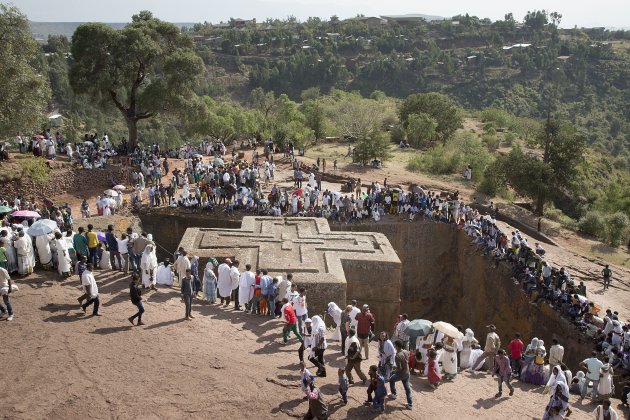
[354,125,392,165]
[0,4,51,135]
[69,11,204,149]
[488,119,586,215]
[301,100,326,141]
[406,113,438,148]
[399,93,463,143]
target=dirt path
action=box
[1,270,602,419]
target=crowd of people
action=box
[1,136,627,419]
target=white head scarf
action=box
[311,315,326,335]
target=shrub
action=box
[482,134,500,151]
[18,158,49,184]
[407,133,494,182]
[577,210,607,238]
[480,107,514,129]
[604,212,630,246]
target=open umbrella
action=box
[293,188,303,197]
[27,219,58,236]
[97,232,106,242]
[432,321,463,339]
[213,157,224,166]
[259,199,269,205]
[104,189,118,197]
[33,134,45,139]
[11,210,41,219]
[0,205,13,213]
[112,185,126,191]
[405,319,433,337]
[194,154,204,159]
[83,141,94,146]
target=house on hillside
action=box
[231,18,255,29]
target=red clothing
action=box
[355,311,375,338]
[284,304,297,324]
[507,339,524,359]
[427,358,441,385]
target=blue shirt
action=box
[105,232,118,252]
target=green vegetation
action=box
[69,11,204,149]
[18,157,49,184]
[2,5,630,245]
[0,4,50,135]
[407,133,493,182]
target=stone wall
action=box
[334,221,594,369]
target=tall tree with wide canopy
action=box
[0,4,50,136]
[69,11,203,149]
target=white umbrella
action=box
[432,321,463,339]
[83,141,94,146]
[27,219,58,236]
[104,189,118,197]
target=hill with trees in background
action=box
[2,5,630,248]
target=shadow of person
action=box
[90,325,133,335]
[143,318,185,330]
[472,396,509,409]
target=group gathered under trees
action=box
[0,5,629,246]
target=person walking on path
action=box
[580,351,604,401]
[282,299,303,344]
[181,268,195,320]
[469,324,501,371]
[356,304,375,360]
[492,349,515,398]
[388,340,413,410]
[507,333,524,377]
[128,273,145,326]
[81,263,101,316]
[345,329,367,384]
[0,267,14,321]
[602,265,612,291]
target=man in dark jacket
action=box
[128,273,145,326]
[105,225,122,271]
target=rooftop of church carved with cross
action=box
[177,216,401,284]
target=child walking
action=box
[371,375,387,414]
[338,368,349,404]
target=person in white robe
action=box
[35,232,54,268]
[24,230,36,269]
[460,328,478,369]
[156,261,174,286]
[440,336,459,380]
[238,264,256,310]
[100,246,112,270]
[0,230,17,273]
[173,251,191,284]
[326,302,342,341]
[13,231,33,275]
[217,259,233,304]
[229,262,241,307]
[597,364,614,399]
[66,143,73,162]
[291,195,298,215]
[468,345,485,371]
[140,244,158,290]
[308,172,316,188]
[54,232,71,276]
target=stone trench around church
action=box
[139,210,594,371]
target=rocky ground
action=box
[1,269,601,420]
